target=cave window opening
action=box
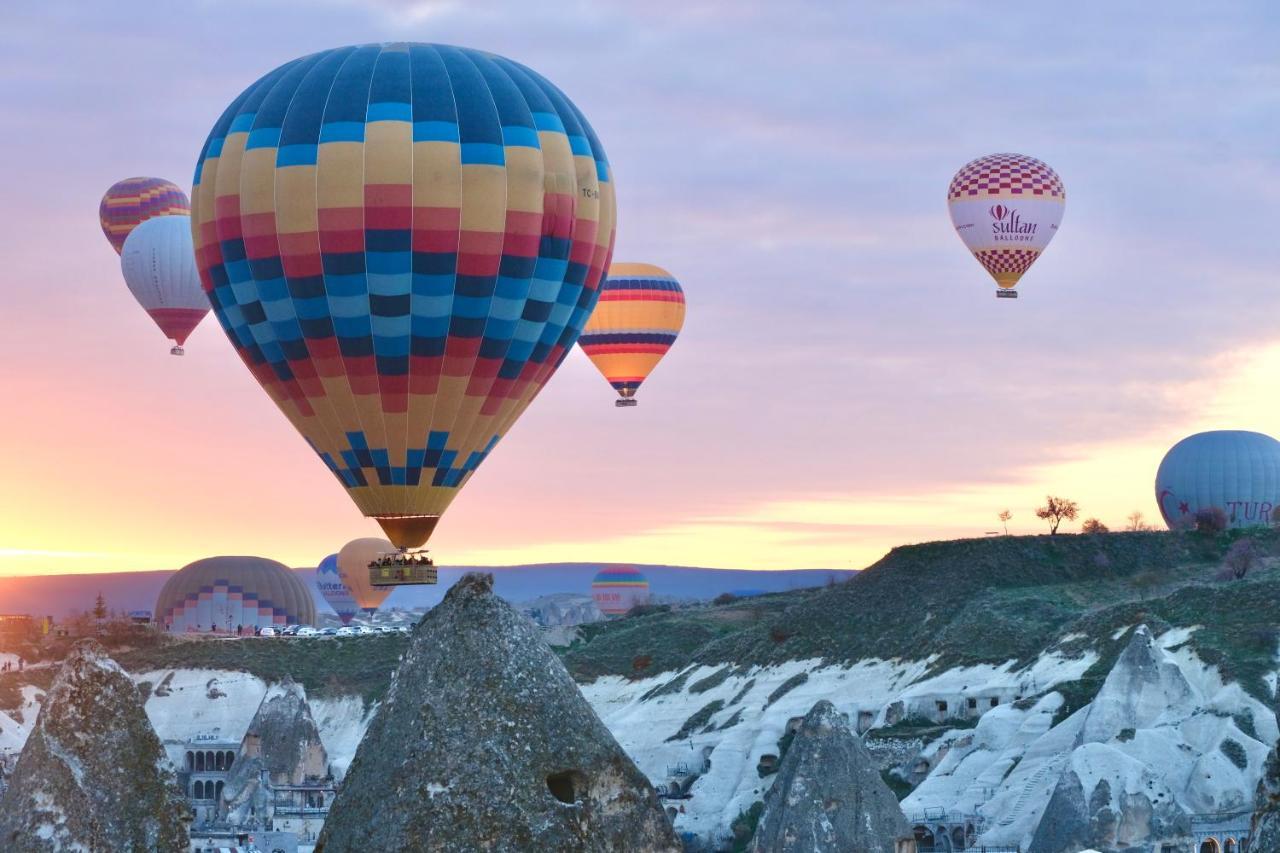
[546,770,579,804]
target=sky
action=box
[2,1,1280,576]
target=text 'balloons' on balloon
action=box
[100,177,190,255]
[947,153,1065,297]
[337,538,394,614]
[578,263,685,407]
[119,215,211,354]
[190,43,617,555]
[590,565,650,616]
[1155,430,1280,529]
[315,552,359,624]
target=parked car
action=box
[319,627,338,636]
[280,624,301,636]
[259,626,278,637]
[296,626,318,637]
[396,626,411,635]
[335,626,359,637]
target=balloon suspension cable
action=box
[368,548,438,586]
[170,345,185,355]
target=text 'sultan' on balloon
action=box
[1155,430,1280,529]
[315,552,359,624]
[99,177,191,255]
[336,538,393,614]
[578,263,684,406]
[190,43,617,552]
[947,153,1065,294]
[119,215,210,354]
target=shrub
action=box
[712,592,738,606]
[631,654,652,673]
[1195,506,1228,534]
[1221,738,1248,770]
[1081,518,1109,534]
[1222,538,1259,580]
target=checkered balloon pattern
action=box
[190,43,616,548]
[99,176,191,254]
[578,263,684,400]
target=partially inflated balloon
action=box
[119,216,210,354]
[99,177,190,254]
[1155,431,1280,529]
[336,538,393,614]
[947,153,1064,295]
[590,565,649,616]
[578,263,684,406]
[315,553,358,624]
[191,43,616,551]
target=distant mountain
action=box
[0,563,851,620]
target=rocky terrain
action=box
[0,641,189,851]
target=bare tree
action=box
[1036,496,1079,535]
[1081,518,1109,534]
[1195,506,1228,535]
[1126,511,1149,532]
[1222,538,1259,580]
[998,509,1012,535]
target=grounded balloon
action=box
[191,43,616,561]
[119,215,210,354]
[315,552,359,624]
[947,153,1065,297]
[1155,430,1280,529]
[155,555,315,632]
[336,538,394,614]
[591,565,650,616]
[99,177,190,254]
[578,263,684,406]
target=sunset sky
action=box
[3,2,1280,577]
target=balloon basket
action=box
[369,550,438,586]
[170,345,185,355]
[995,290,1018,300]
[615,398,638,408]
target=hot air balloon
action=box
[119,216,210,355]
[578,263,684,406]
[947,153,1065,299]
[99,177,190,254]
[590,565,650,616]
[315,553,359,624]
[1155,430,1280,529]
[190,44,616,585]
[337,538,394,615]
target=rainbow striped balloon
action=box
[99,177,190,254]
[578,263,684,405]
[591,565,650,616]
[190,44,616,551]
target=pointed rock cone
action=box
[749,700,910,853]
[316,573,680,852]
[0,640,189,852]
[1249,723,1280,849]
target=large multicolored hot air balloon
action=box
[190,43,616,581]
[99,177,190,254]
[336,538,393,615]
[947,153,1065,298]
[315,552,359,624]
[578,263,684,406]
[591,565,650,616]
[1155,430,1280,529]
[119,216,210,355]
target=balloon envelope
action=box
[1155,430,1280,529]
[336,537,394,614]
[591,565,649,616]
[100,177,190,254]
[578,263,684,401]
[947,153,1064,291]
[315,553,359,624]
[120,216,210,347]
[190,43,616,551]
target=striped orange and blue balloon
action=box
[578,263,685,404]
[190,44,616,551]
[99,177,190,254]
[590,565,650,616]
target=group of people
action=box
[0,657,22,673]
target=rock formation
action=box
[0,640,189,851]
[748,699,911,853]
[1248,722,1280,849]
[317,572,679,852]
[222,676,332,825]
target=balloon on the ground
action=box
[190,43,616,554]
[591,565,650,616]
[99,177,190,254]
[337,538,394,614]
[1155,430,1280,529]
[155,555,315,632]
[119,215,210,353]
[947,153,1065,295]
[578,263,684,406]
[315,553,359,624]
